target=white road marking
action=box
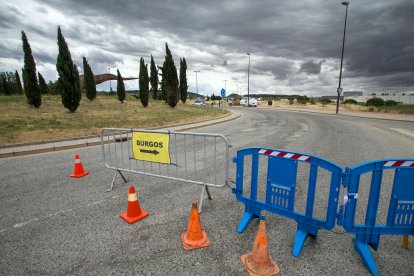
[390,128,414,138]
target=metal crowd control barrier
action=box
[337,159,414,276]
[101,128,230,212]
[232,147,343,257]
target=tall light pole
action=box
[336,1,350,114]
[223,80,227,93]
[247,53,250,107]
[194,70,200,96]
[108,67,112,92]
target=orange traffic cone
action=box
[120,185,149,224]
[180,201,210,250]
[241,220,280,276]
[70,154,89,178]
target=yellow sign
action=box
[132,132,171,164]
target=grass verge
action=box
[0,94,229,145]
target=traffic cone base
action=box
[180,201,210,251]
[180,230,210,251]
[241,253,280,276]
[120,185,149,224]
[241,220,280,276]
[70,154,89,178]
[120,209,149,224]
[70,171,89,178]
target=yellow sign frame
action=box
[132,132,171,164]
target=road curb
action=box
[0,109,241,158]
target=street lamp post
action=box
[222,80,227,107]
[108,67,112,92]
[194,70,200,96]
[336,1,350,114]
[247,53,250,107]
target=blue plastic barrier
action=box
[232,147,343,257]
[233,148,414,275]
[337,159,414,276]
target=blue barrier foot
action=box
[354,240,380,276]
[292,230,314,257]
[237,212,259,233]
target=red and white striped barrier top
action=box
[383,160,414,167]
[258,148,311,162]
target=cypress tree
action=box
[38,72,49,94]
[83,57,96,101]
[160,73,166,101]
[15,70,23,95]
[163,43,179,108]
[149,55,158,100]
[22,68,28,100]
[22,31,41,107]
[73,65,81,100]
[179,57,188,103]
[116,69,125,103]
[56,26,81,112]
[139,57,149,107]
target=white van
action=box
[240,97,257,107]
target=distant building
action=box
[343,90,414,104]
[343,91,363,97]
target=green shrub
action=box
[366,98,384,107]
[320,98,332,106]
[344,99,358,104]
[384,100,398,106]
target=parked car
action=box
[240,97,257,107]
[192,100,206,106]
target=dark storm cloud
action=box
[300,60,324,75]
[1,0,414,92]
[0,5,23,28]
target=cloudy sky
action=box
[1,0,413,96]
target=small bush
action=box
[384,100,398,106]
[320,98,332,106]
[344,99,358,104]
[366,98,384,107]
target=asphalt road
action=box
[1,108,413,275]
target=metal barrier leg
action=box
[107,170,127,192]
[354,240,380,276]
[198,184,213,213]
[403,235,409,249]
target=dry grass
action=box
[0,94,228,145]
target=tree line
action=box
[1,27,189,112]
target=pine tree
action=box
[83,57,96,101]
[149,55,158,100]
[116,69,125,103]
[22,31,41,107]
[179,57,188,103]
[15,70,23,95]
[163,43,179,108]
[38,72,49,94]
[139,57,149,107]
[56,26,81,112]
